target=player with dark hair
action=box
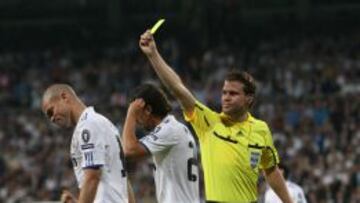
[122,83,200,203]
[139,30,294,203]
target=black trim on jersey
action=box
[195,103,204,111]
[213,131,238,144]
[266,146,278,164]
[81,143,95,150]
[139,141,152,155]
[149,163,156,171]
[204,116,210,127]
[248,144,265,149]
[82,164,103,170]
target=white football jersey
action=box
[140,115,200,203]
[71,107,128,203]
[264,180,307,203]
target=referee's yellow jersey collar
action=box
[220,112,253,126]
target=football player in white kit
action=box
[42,84,133,203]
[122,83,200,203]
[264,164,307,203]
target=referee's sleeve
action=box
[183,100,218,141]
[260,123,280,169]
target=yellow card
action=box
[150,19,165,34]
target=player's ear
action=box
[246,95,254,107]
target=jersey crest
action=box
[250,151,261,169]
[81,129,91,143]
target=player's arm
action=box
[78,168,101,203]
[263,166,294,203]
[127,180,136,203]
[60,189,77,203]
[261,123,293,203]
[139,30,196,114]
[123,99,149,159]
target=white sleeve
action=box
[264,190,270,203]
[78,121,106,168]
[139,124,180,155]
[294,187,307,203]
[264,188,282,203]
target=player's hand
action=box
[128,98,146,117]
[139,30,157,56]
[60,190,77,203]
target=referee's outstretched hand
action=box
[139,30,158,57]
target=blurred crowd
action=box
[0,32,359,203]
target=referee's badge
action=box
[250,151,261,169]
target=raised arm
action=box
[139,30,196,114]
[122,99,149,159]
[127,180,136,203]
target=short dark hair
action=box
[225,70,256,95]
[131,83,172,118]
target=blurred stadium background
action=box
[0,0,359,202]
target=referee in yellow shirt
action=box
[139,30,294,203]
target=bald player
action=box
[42,84,133,203]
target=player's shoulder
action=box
[76,107,112,134]
[83,106,113,124]
[159,115,179,129]
[154,115,190,138]
[165,115,191,133]
[77,113,99,129]
[147,115,172,136]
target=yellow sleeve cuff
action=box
[183,110,195,122]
